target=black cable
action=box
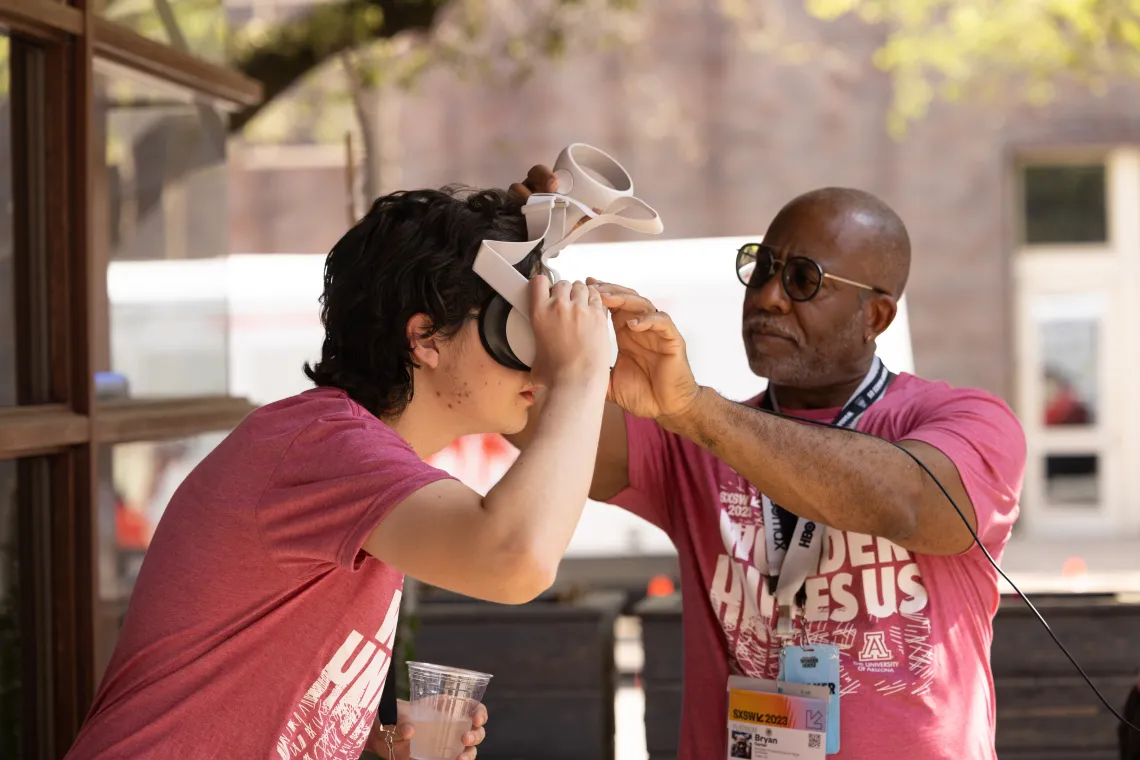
[762,406,1140,736]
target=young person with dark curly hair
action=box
[64,187,613,760]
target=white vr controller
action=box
[472,143,664,371]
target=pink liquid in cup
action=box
[406,662,492,760]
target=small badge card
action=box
[779,644,841,754]
[726,676,829,759]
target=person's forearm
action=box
[484,378,608,564]
[663,387,924,541]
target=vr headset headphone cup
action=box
[473,143,664,371]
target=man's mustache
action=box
[743,316,800,343]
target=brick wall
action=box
[228,0,1140,402]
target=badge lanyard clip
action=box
[775,605,799,642]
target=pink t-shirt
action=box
[66,387,452,760]
[610,373,1025,760]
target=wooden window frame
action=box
[0,0,82,37]
[93,19,261,107]
[0,0,264,752]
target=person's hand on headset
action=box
[509,166,600,227]
[587,279,701,422]
[509,165,559,199]
[527,274,611,390]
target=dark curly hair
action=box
[303,186,542,418]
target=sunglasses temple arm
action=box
[824,273,879,292]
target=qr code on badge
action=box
[808,733,822,749]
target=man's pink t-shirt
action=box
[609,373,1025,760]
[65,387,452,760]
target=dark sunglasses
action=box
[735,242,891,302]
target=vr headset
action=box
[473,143,664,371]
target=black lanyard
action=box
[758,357,895,596]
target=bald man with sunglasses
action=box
[509,169,1027,760]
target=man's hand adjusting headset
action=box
[473,143,663,371]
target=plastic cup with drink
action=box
[406,661,492,760]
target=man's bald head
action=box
[769,187,911,298]
[743,187,910,390]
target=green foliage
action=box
[239,0,644,145]
[0,38,8,99]
[801,0,1140,136]
[1,0,1138,140]
[104,0,228,64]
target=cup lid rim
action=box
[407,661,493,681]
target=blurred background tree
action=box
[222,0,1140,202]
[722,0,1140,135]
[82,0,1140,209]
[4,0,1136,132]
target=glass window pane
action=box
[96,433,227,678]
[1021,163,1108,245]
[97,70,230,399]
[1044,454,1099,506]
[1037,306,1099,428]
[0,35,14,406]
[101,0,226,65]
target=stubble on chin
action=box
[749,317,865,388]
[746,342,818,385]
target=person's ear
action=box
[407,314,440,369]
[864,295,897,343]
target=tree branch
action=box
[229,0,443,133]
[340,50,380,201]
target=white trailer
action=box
[108,237,914,564]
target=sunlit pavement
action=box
[1001,535,1140,594]
[615,685,648,760]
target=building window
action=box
[1021,163,1108,245]
[1040,316,1098,427]
[1044,454,1099,506]
[97,72,231,399]
[94,433,229,679]
[0,0,262,749]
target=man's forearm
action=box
[662,387,924,541]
